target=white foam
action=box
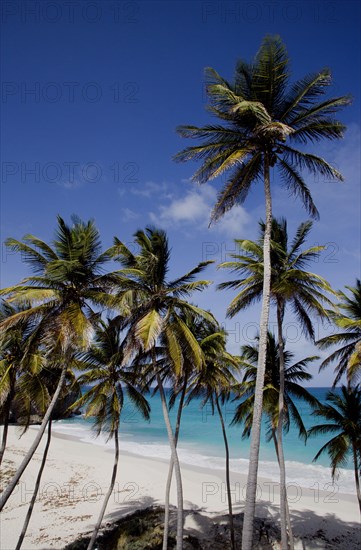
[52,421,356,495]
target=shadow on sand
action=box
[63,498,360,550]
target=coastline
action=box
[0,425,359,549]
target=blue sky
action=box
[1,0,360,385]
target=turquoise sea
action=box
[52,388,356,495]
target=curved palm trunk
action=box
[352,443,361,514]
[0,364,67,512]
[276,300,293,549]
[215,394,235,550]
[242,155,273,550]
[156,372,184,550]
[163,376,187,550]
[87,426,119,550]
[15,419,52,550]
[272,431,294,550]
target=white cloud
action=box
[121,208,139,222]
[131,181,169,198]
[150,184,250,236]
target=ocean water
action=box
[52,387,356,495]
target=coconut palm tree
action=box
[160,314,211,550]
[186,325,240,550]
[308,385,361,512]
[15,364,81,550]
[233,333,320,445]
[0,300,51,467]
[318,280,361,385]
[175,35,350,549]
[68,317,151,550]
[218,217,333,548]
[0,215,117,511]
[0,301,38,465]
[161,315,225,550]
[111,227,214,549]
[233,333,321,547]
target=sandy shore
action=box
[0,425,359,549]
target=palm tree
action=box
[160,314,211,550]
[308,385,361,513]
[233,334,321,546]
[15,364,81,550]
[218,217,333,548]
[0,300,49,466]
[112,227,214,550]
[70,318,151,550]
[175,35,350,549]
[318,280,361,385]
[186,325,240,550]
[0,301,34,465]
[0,215,117,511]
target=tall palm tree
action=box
[186,325,240,550]
[175,35,349,549]
[218,217,333,548]
[70,318,151,550]
[308,385,361,513]
[160,314,215,550]
[0,216,117,511]
[112,227,214,550]
[318,280,361,385]
[233,334,320,546]
[15,364,81,550]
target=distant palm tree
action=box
[219,218,333,548]
[112,227,214,550]
[186,325,240,550]
[234,333,320,444]
[175,35,349,549]
[308,385,361,513]
[70,318,151,550]
[0,216,117,511]
[233,333,320,547]
[318,280,361,385]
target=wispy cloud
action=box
[119,181,170,199]
[149,184,250,236]
[121,207,139,222]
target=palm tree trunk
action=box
[15,418,52,550]
[156,371,184,550]
[0,369,16,467]
[215,394,235,550]
[0,392,13,467]
[87,426,120,550]
[352,443,361,514]
[242,154,273,550]
[276,300,293,550]
[272,431,294,550]
[0,364,67,512]
[163,376,187,550]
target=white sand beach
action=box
[0,425,360,549]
